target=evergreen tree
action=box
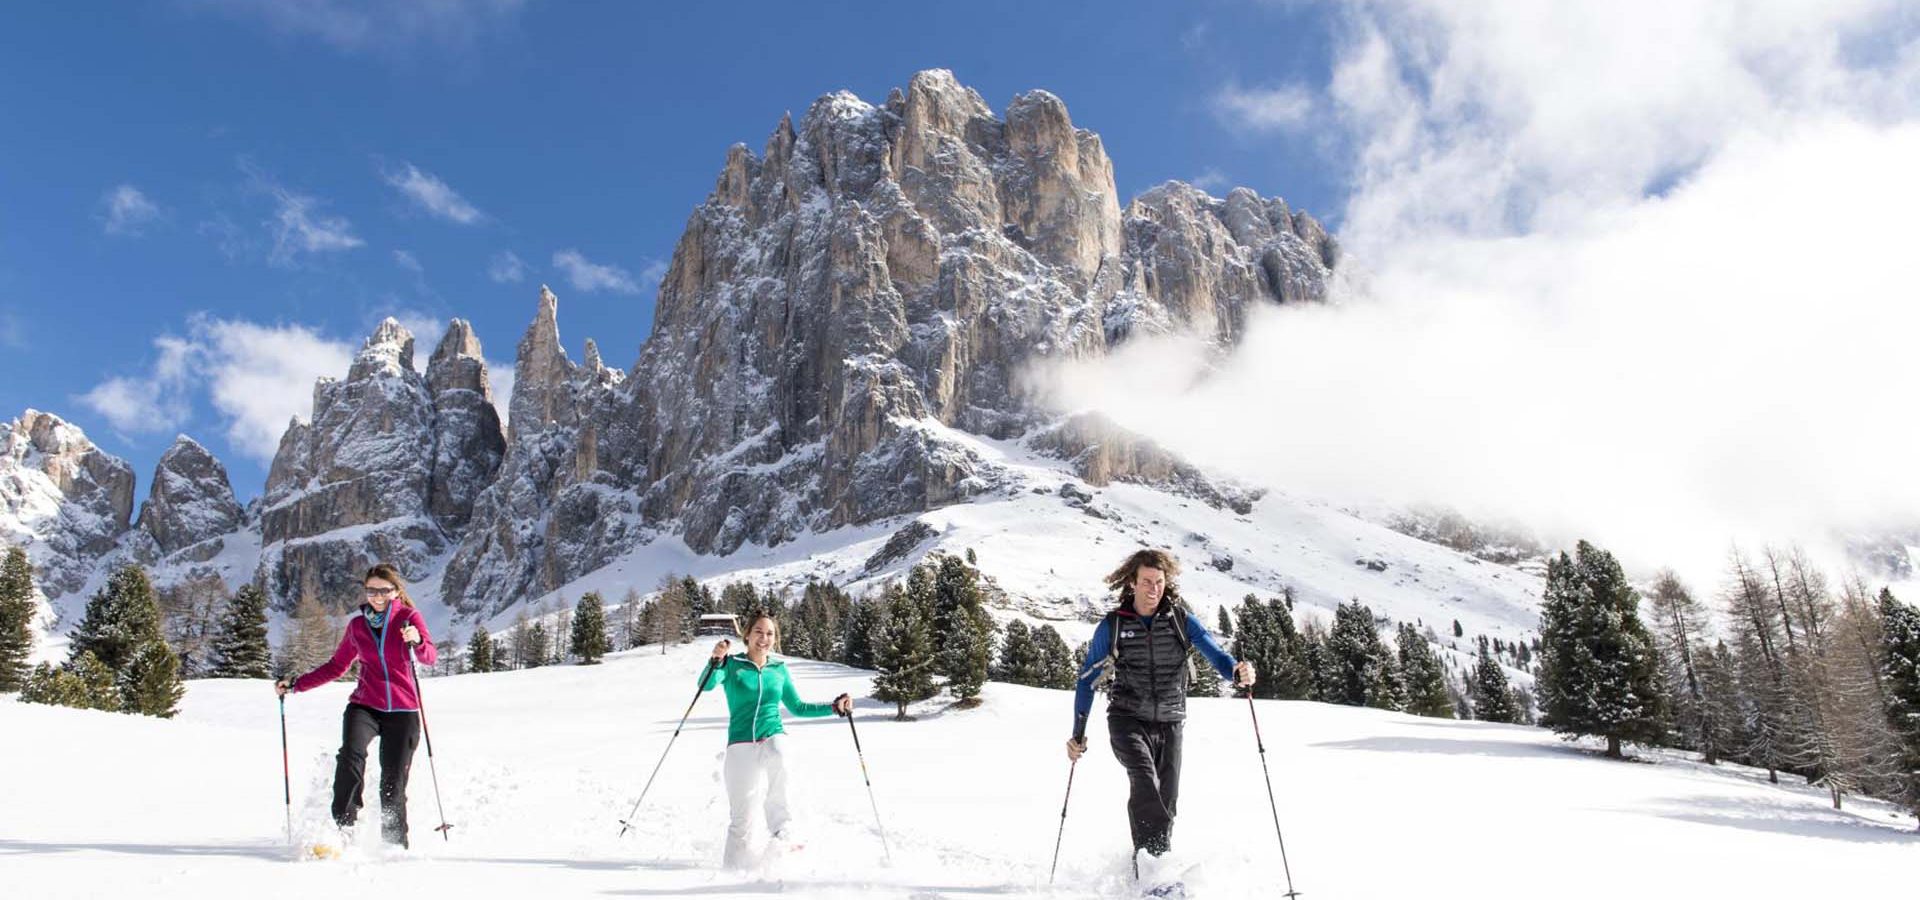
[1301,620,1340,703]
[721,581,761,620]
[681,575,712,627]
[467,628,495,673]
[1692,640,1745,766]
[785,580,852,662]
[1231,594,1312,701]
[0,545,39,692]
[69,564,164,674]
[942,605,994,705]
[526,620,550,668]
[842,593,882,670]
[1187,646,1225,698]
[209,584,272,679]
[1034,625,1078,690]
[924,554,990,693]
[1878,588,1920,826]
[122,639,184,717]
[870,582,937,719]
[1470,636,1519,723]
[1452,619,1463,639]
[1535,542,1666,757]
[19,652,120,711]
[1396,623,1454,718]
[994,619,1040,686]
[1325,599,1401,710]
[1216,606,1234,639]
[571,592,611,664]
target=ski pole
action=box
[1245,688,1301,898]
[279,693,292,846]
[406,649,454,841]
[619,653,724,837]
[1048,754,1078,885]
[843,705,893,865]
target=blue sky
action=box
[0,0,1345,499]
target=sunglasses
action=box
[363,586,399,597]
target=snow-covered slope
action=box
[479,420,1546,656]
[2,643,1909,899]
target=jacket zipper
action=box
[376,612,394,711]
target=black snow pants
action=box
[331,703,421,847]
[1108,716,1184,856]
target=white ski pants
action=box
[723,735,790,868]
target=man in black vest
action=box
[1068,548,1254,862]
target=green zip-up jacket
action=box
[698,653,835,743]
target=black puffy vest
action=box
[1103,603,1193,724]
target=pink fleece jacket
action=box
[292,604,437,712]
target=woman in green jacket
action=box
[703,611,851,868]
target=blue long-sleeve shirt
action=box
[1072,608,1236,739]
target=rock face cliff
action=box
[437,70,1336,618]
[255,318,505,611]
[132,435,245,563]
[8,70,1339,624]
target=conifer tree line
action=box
[9,557,187,717]
[1580,540,1920,823]
[462,551,1073,719]
[1217,590,1493,722]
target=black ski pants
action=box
[331,703,421,847]
[1109,716,1183,855]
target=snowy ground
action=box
[4,644,1912,900]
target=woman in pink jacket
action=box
[276,563,438,848]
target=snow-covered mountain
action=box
[4,69,1541,652]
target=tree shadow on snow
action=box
[1644,795,1919,845]
[0,839,290,862]
[1309,735,1574,760]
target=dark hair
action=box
[743,609,779,649]
[1103,548,1182,609]
[363,562,412,608]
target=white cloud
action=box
[80,317,354,464]
[487,365,514,426]
[1212,82,1315,133]
[393,249,424,274]
[1190,169,1232,194]
[1048,1,1920,587]
[384,162,484,225]
[100,184,161,236]
[252,170,362,266]
[188,0,528,55]
[386,310,448,366]
[640,259,669,291]
[488,249,527,283]
[199,319,355,461]
[552,249,641,294]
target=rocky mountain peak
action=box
[348,317,416,381]
[134,434,244,559]
[0,409,136,598]
[508,285,578,443]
